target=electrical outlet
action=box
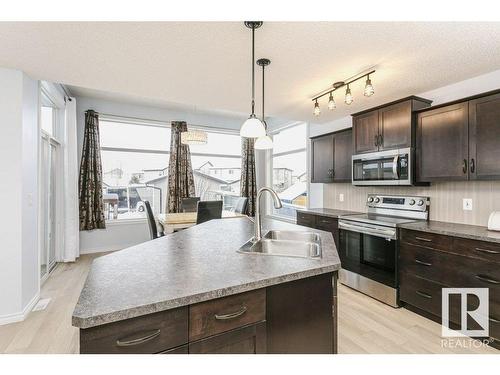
[339,194,345,202]
[463,198,473,211]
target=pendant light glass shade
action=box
[364,76,375,97]
[345,85,353,105]
[313,100,321,116]
[240,115,266,138]
[181,129,208,145]
[328,93,336,110]
[254,135,273,149]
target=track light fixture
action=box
[311,70,375,116]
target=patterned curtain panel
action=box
[240,137,257,217]
[78,110,106,230]
[167,121,196,213]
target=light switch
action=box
[463,198,472,211]
[339,194,345,202]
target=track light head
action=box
[328,92,336,110]
[345,85,353,105]
[364,75,375,97]
[313,100,321,116]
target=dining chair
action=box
[144,201,163,240]
[196,200,223,225]
[181,197,200,213]
[233,197,248,215]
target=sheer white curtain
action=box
[61,97,80,261]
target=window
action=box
[99,119,242,220]
[271,123,307,219]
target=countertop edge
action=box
[72,264,340,329]
[296,207,362,218]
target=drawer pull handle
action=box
[116,329,161,347]
[415,259,432,267]
[490,317,500,324]
[475,247,500,255]
[214,306,247,320]
[415,236,432,242]
[475,274,500,285]
[415,290,433,299]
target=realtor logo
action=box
[441,288,489,337]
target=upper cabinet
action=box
[352,97,432,154]
[417,90,500,182]
[310,129,352,183]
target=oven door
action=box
[338,221,397,288]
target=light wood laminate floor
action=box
[0,253,497,354]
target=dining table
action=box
[157,210,246,234]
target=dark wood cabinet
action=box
[469,92,500,180]
[416,90,500,183]
[352,96,432,154]
[353,110,379,154]
[311,134,334,182]
[189,322,267,354]
[416,103,469,181]
[399,228,500,345]
[310,129,352,183]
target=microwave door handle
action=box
[392,155,399,179]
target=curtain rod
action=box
[85,111,240,134]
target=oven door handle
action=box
[339,221,396,240]
[392,155,399,179]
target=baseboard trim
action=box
[0,291,40,326]
[80,246,124,255]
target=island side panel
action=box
[265,272,336,354]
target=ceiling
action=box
[1,22,500,124]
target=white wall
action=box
[0,68,39,323]
[75,95,253,254]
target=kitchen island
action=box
[72,217,341,354]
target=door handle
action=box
[415,259,432,267]
[474,247,500,255]
[392,155,399,179]
[415,236,432,242]
[378,134,383,147]
[214,306,247,320]
[475,274,500,285]
[374,134,379,147]
[415,290,432,299]
[470,158,475,174]
[116,329,161,347]
[462,159,468,174]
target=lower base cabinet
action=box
[79,273,337,354]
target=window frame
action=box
[99,115,242,223]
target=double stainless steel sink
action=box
[238,230,322,259]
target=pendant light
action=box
[313,99,321,116]
[254,58,273,150]
[328,92,336,110]
[344,84,353,105]
[240,21,266,138]
[364,74,375,97]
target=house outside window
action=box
[271,123,308,219]
[99,118,242,220]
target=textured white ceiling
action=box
[1,22,500,123]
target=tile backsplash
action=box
[323,181,500,226]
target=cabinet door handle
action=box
[462,159,468,174]
[475,247,500,255]
[470,158,475,173]
[415,259,432,267]
[214,306,247,320]
[374,134,379,147]
[490,317,500,324]
[415,236,432,242]
[378,134,383,147]
[116,329,161,347]
[415,290,432,299]
[475,274,500,285]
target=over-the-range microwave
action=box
[352,147,414,186]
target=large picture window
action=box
[271,123,307,219]
[99,118,242,220]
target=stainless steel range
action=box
[338,194,430,307]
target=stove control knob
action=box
[409,199,416,205]
[417,199,425,206]
[367,197,374,203]
[374,197,380,203]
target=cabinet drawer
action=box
[80,307,188,354]
[189,289,266,341]
[453,238,500,263]
[400,273,444,317]
[400,229,452,251]
[296,212,315,227]
[314,216,338,231]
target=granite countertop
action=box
[398,220,500,244]
[72,217,340,329]
[296,207,361,218]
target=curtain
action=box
[61,97,80,261]
[167,121,195,213]
[240,137,257,216]
[78,110,106,230]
